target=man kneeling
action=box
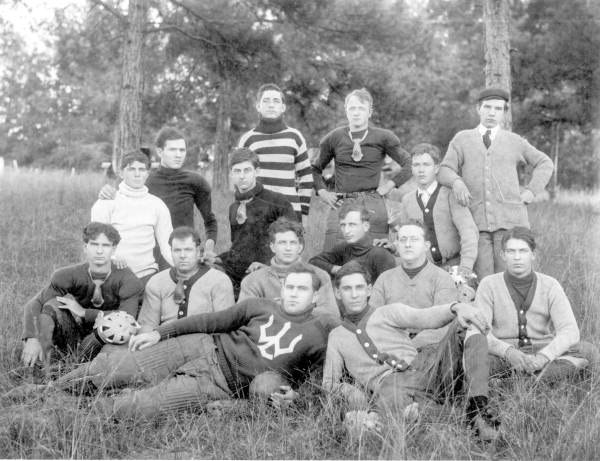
[323,261,498,440]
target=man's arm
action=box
[238,272,264,302]
[294,132,314,216]
[386,301,488,333]
[437,137,463,188]
[383,132,412,189]
[137,277,162,331]
[433,272,459,305]
[373,248,397,278]
[314,276,341,319]
[210,272,236,312]
[322,333,346,392]
[311,133,336,193]
[368,274,387,309]
[309,245,345,276]
[448,193,479,271]
[90,199,113,223]
[191,175,218,245]
[154,200,174,267]
[474,280,514,357]
[521,140,554,196]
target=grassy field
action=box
[0,169,599,459]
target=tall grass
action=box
[0,170,599,459]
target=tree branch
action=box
[89,0,128,26]
[144,23,219,47]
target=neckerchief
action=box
[88,268,111,308]
[348,128,368,162]
[234,182,263,224]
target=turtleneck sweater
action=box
[146,166,218,243]
[238,117,313,217]
[308,234,396,282]
[91,182,174,278]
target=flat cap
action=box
[477,87,510,102]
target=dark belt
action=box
[336,189,378,199]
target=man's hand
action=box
[376,179,396,197]
[505,347,530,372]
[373,238,397,253]
[452,303,490,334]
[98,184,117,200]
[128,331,160,351]
[246,262,267,273]
[522,353,549,374]
[330,265,342,275]
[22,338,44,367]
[269,385,298,409]
[520,189,535,204]
[452,179,472,207]
[56,296,86,318]
[318,189,340,210]
[201,240,217,264]
[112,257,128,270]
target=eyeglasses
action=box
[397,236,422,244]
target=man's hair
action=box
[394,219,431,243]
[285,262,322,292]
[228,147,260,169]
[268,217,305,246]
[83,222,121,246]
[338,202,371,222]
[334,261,371,288]
[344,88,373,110]
[121,150,151,170]
[411,143,441,165]
[169,226,202,247]
[501,226,536,251]
[256,83,284,103]
[155,126,186,149]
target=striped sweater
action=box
[238,120,313,216]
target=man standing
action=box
[476,227,598,380]
[100,127,218,262]
[437,88,554,278]
[92,151,173,283]
[390,143,478,273]
[212,148,296,297]
[309,203,396,283]
[369,221,457,349]
[21,223,143,367]
[312,88,411,250]
[238,84,313,225]
[239,217,338,319]
[323,262,497,440]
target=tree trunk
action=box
[483,0,512,129]
[213,79,232,191]
[112,0,147,175]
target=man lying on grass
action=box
[323,261,499,441]
[45,263,338,419]
[476,226,599,380]
[21,222,143,369]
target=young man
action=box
[438,88,554,279]
[323,262,497,440]
[476,227,599,380]
[238,83,313,224]
[212,148,296,297]
[53,264,338,419]
[100,127,218,261]
[239,217,338,319]
[309,203,396,283]
[21,223,143,367]
[92,151,173,283]
[312,88,412,250]
[390,143,478,272]
[137,227,235,331]
[369,221,457,349]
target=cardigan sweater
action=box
[147,166,218,243]
[476,272,580,361]
[438,128,553,232]
[137,267,235,330]
[369,262,456,347]
[398,185,479,270]
[238,260,339,319]
[238,120,313,216]
[157,298,338,396]
[22,262,143,339]
[91,183,174,278]
[308,235,397,282]
[312,125,411,193]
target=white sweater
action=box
[91,182,174,278]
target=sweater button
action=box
[364,342,370,347]
[178,311,184,316]
[356,329,362,334]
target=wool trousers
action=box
[473,230,507,279]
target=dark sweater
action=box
[22,263,143,339]
[312,125,411,193]
[146,166,218,242]
[309,235,397,282]
[157,298,337,396]
[219,184,295,280]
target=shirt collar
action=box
[417,180,438,197]
[477,124,500,140]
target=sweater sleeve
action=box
[372,248,396,280]
[238,273,262,302]
[433,271,459,305]
[115,270,144,319]
[475,278,513,357]
[438,136,463,188]
[154,199,174,267]
[538,280,580,361]
[314,275,340,319]
[383,131,412,187]
[308,245,345,275]
[521,138,554,196]
[369,273,387,308]
[210,272,235,312]
[448,193,479,270]
[294,131,314,216]
[137,276,162,330]
[191,175,218,243]
[312,132,336,192]
[90,199,113,223]
[22,290,45,339]
[322,331,346,392]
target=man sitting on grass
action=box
[92,150,173,284]
[323,261,499,441]
[477,226,599,380]
[20,222,143,368]
[48,264,337,419]
[239,217,339,319]
[309,203,396,283]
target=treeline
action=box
[0,0,598,189]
